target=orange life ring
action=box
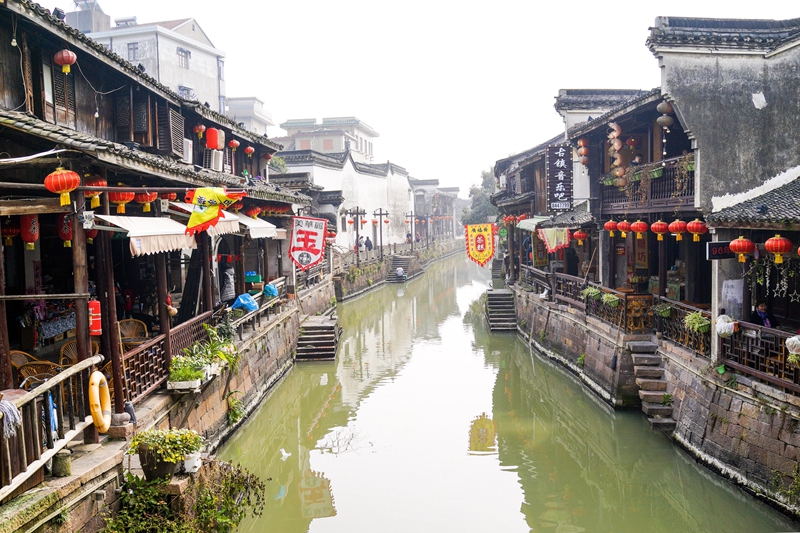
[88,371,111,433]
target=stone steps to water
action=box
[634,366,664,379]
[485,289,516,331]
[629,341,674,434]
[642,402,673,417]
[296,316,340,361]
[387,255,415,282]
[639,389,669,403]
[636,378,667,391]
[648,417,677,431]
[632,354,662,366]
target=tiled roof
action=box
[568,88,662,138]
[554,89,648,111]
[647,16,800,53]
[539,203,594,229]
[494,133,565,176]
[279,150,407,176]
[183,103,282,151]
[0,108,309,204]
[706,177,800,227]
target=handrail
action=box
[721,320,800,394]
[654,296,711,358]
[6,354,104,412]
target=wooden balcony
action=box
[601,155,695,215]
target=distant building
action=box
[226,97,275,136]
[275,117,378,163]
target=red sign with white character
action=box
[289,216,328,271]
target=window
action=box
[177,47,191,69]
[323,139,334,150]
[43,62,53,105]
[299,140,311,150]
[127,42,139,61]
[178,85,195,99]
[219,96,226,114]
[218,58,225,80]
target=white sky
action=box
[89,0,799,197]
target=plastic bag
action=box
[715,314,736,338]
[263,284,278,298]
[231,293,258,312]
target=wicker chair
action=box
[59,339,100,367]
[10,350,42,370]
[17,361,62,390]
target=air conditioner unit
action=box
[202,148,223,171]
[182,138,193,164]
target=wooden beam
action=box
[0,198,70,215]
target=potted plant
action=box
[601,293,620,307]
[580,286,602,301]
[651,166,664,178]
[684,311,711,333]
[167,355,204,390]
[652,303,672,318]
[128,428,204,481]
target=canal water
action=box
[219,255,797,532]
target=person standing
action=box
[365,236,373,251]
[750,301,780,329]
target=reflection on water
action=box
[219,255,797,533]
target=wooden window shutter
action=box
[156,102,185,158]
[115,91,131,142]
[53,68,75,126]
[21,34,34,113]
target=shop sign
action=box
[498,228,507,237]
[706,241,735,260]
[289,216,327,271]
[635,235,648,269]
[465,223,496,267]
[615,244,626,255]
[546,144,573,213]
[533,234,548,267]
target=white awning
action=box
[95,215,196,257]
[169,202,240,236]
[516,216,551,232]
[237,215,277,239]
[275,228,288,239]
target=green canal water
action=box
[218,255,797,532]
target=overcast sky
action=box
[90,0,798,196]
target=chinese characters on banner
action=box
[289,216,328,271]
[546,144,573,213]
[184,187,247,235]
[465,223,496,267]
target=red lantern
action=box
[650,220,669,241]
[54,49,77,74]
[631,220,649,239]
[85,227,98,244]
[58,213,73,248]
[577,147,590,157]
[348,219,355,225]
[89,300,102,336]
[193,124,206,139]
[729,236,755,263]
[160,192,177,201]
[108,185,135,214]
[765,234,793,264]
[2,218,19,246]
[686,219,707,242]
[243,206,261,219]
[383,219,390,224]
[206,128,224,150]
[84,175,106,209]
[360,219,367,225]
[228,139,240,152]
[573,229,588,245]
[230,201,244,213]
[668,219,687,241]
[617,220,631,238]
[604,220,618,237]
[577,138,589,147]
[44,167,81,206]
[421,220,426,225]
[244,146,255,158]
[134,190,158,213]
[372,219,378,226]
[20,214,39,251]
[580,156,590,166]
[264,153,274,161]
[625,137,637,151]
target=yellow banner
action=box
[184,187,246,235]
[465,224,496,267]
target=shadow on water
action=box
[219,255,797,533]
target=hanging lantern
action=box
[577,138,589,148]
[573,229,588,245]
[421,220,426,225]
[243,206,261,219]
[228,139,240,152]
[372,219,378,226]
[730,236,755,263]
[230,201,244,213]
[383,219,390,224]
[607,122,622,139]
[2,218,19,246]
[244,146,255,158]
[360,219,367,225]
[613,167,626,177]
[44,167,81,206]
[668,219,687,241]
[617,220,631,238]
[193,124,206,139]
[206,128,224,150]
[626,137,637,151]
[20,214,39,251]
[404,219,409,224]
[58,213,73,248]
[765,234,793,264]
[54,49,77,74]
[108,184,135,214]
[656,101,674,114]
[604,220,618,237]
[85,227,98,244]
[580,156,590,166]
[264,153,274,162]
[631,220,649,239]
[577,147,590,157]
[657,115,674,128]
[134,189,158,212]
[83,174,106,209]
[347,219,354,225]
[160,192,177,201]
[686,219,707,242]
[611,138,623,151]
[650,220,669,241]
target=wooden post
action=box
[70,190,97,443]
[200,234,213,312]
[262,237,270,282]
[155,253,171,366]
[658,238,667,298]
[508,223,516,281]
[236,236,246,296]
[100,192,125,414]
[0,218,12,389]
[608,234,616,289]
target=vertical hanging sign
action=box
[546,144,573,213]
[465,223,496,267]
[289,216,327,271]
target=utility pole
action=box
[405,211,415,251]
[374,208,389,261]
[346,206,366,266]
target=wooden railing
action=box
[0,355,103,501]
[519,265,552,297]
[229,277,288,341]
[601,155,695,214]
[553,272,585,310]
[585,284,653,334]
[721,322,800,395]
[297,265,323,290]
[653,297,711,358]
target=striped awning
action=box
[95,215,196,257]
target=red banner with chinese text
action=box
[465,223,496,267]
[289,216,327,271]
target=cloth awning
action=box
[516,216,551,232]
[275,228,288,239]
[169,202,240,236]
[95,215,196,257]
[237,215,278,239]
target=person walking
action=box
[365,236,373,251]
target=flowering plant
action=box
[128,428,204,463]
